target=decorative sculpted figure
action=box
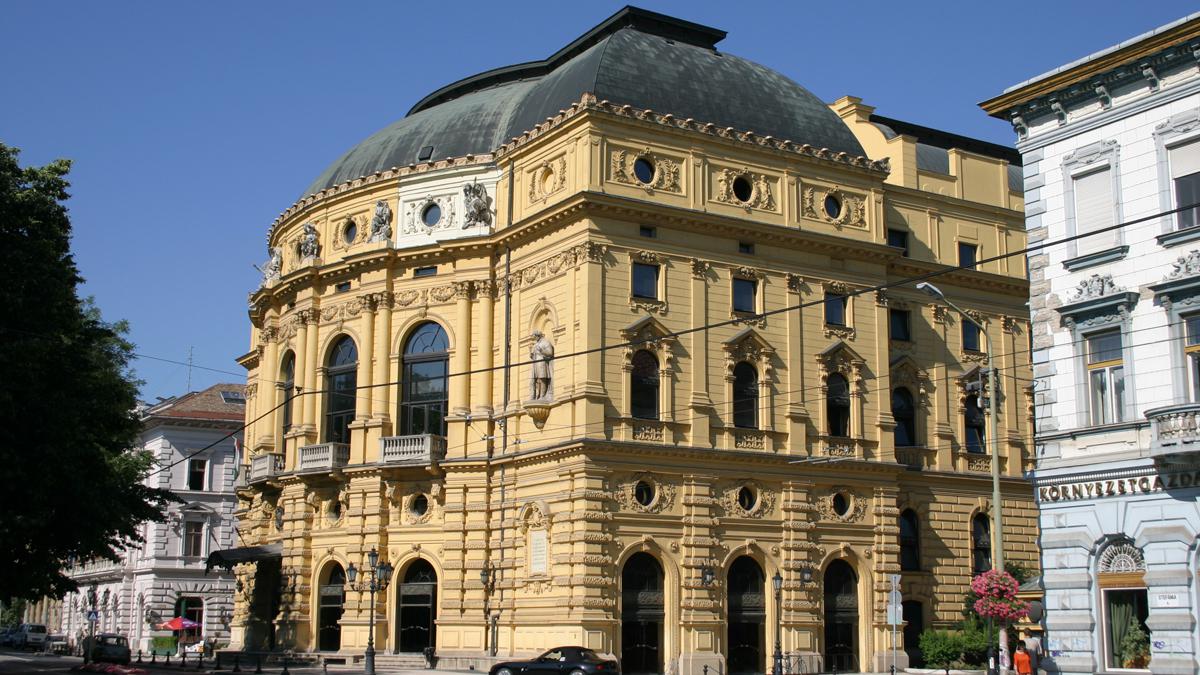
[368,200,392,242]
[262,246,282,283]
[463,181,493,228]
[299,222,320,259]
[529,330,554,401]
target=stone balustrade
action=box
[249,453,284,483]
[379,434,447,465]
[297,443,351,471]
[1146,403,1200,459]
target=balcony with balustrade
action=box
[297,442,351,472]
[1146,403,1200,460]
[379,434,447,466]
[249,453,285,484]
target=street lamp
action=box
[346,548,393,675]
[916,281,1003,569]
[772,571,783,675]
[917,281,1006,673]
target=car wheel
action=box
[570,670,586,675]
[497,668,515,675]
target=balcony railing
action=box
[298,443,350,471]
[1146,403,1200,459]
[379,434,447,465]
[249,453,285,483]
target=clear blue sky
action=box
[3,1,1195,402]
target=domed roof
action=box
[302,7,865,198]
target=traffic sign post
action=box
[887,575,902,674]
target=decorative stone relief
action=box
[1063,139,1118,168]
[1069,273,1122,301]
[733,432,765,449]
[614,474,676,514]
[404,492,434,525]
[496,242,606,295]
[1166,250,1200,280]
[298,222,320,260]
[966,455,992,473]
[818,487,867,523]
[403,194,456,234]
[690,258,712,280]
[891,356,932,409]
[529,157,567,202]
[632,424,664,442]
[720,481,775,518]
[428,285,456,304]
[610,148,682,193]
[462,182,493,228]
[261,247,282,285]
[715,168,776,211]
[368,200,393,242]
[802,185,867,227]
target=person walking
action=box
[1013,641,1033,675]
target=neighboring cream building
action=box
[983,13,1200,675]
[33,384,244,653]
[229,7,1037,673]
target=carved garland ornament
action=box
[614,474,677,514]
[802,185,867,227]
[404,194,456,234]
[721,481,776,518]
[715,168,776,211]
[529,157,568,202]
[610,149,682,193]
[818,487,867,523]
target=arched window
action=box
[631,350,660,420]
[732,362,758,429]
[324,337,357,444]
[893,388,917,447]
[971,513,991,575]
[965,394,986,453]
[899,509,920,571]
[827,373,850,437]
[400,322,449,436]
[280,351,295,435]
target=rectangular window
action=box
[1171,139,1200,230]
[887,228,909,256]
[1087,330,1126,425]
[183,522,203,558]
[639,225,657,238]
[738,241,755,254]
[1187,315,1200,401]
[631,263,659,300]
[824,292,847,326]
[890,309,911,342]
[962,321,981,352]
[733,278,757,313]
[1103,588,1150,670]
[187,460,206,491]
[958,242,978,268]
[1074,167,1118,255]
[413,266,437,278]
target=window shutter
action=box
[1074,168,1116,254]
[1170,139,1200,179]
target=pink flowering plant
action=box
[971,569,1030,623]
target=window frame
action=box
[280,351,296,436]
[1061,139,1125,267]
[399,322,450,437]
[824,291,849,327]
[1154,110,1200,239]
[970,513,991,575]
[186,459,207,492]
[732,276,759,314]
[826,373,851,438]
[182,521,204,558]
[631,262,661,301]
[1186,314,1200,402]
[899,509,921,572]
[964,394,986,454]
[957,242,978,269]
[732,362,759,430]
[630,349,661,421]
[889,308,912,342]
[892,387,918,448]
[324,336,358,444]
[1086,329,1126,426]
[887,228,909,256]
[962,320,982,353]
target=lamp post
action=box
[84,584,97,664]
[480,566,496,657]
[346,548,393,675]
[772,571,783,675]
[917,281,1006,671]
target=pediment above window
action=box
[816,340,865,382]
[723,328,775,376]
[1149,249,1200,310]
[1057,275,1137,330]
[621,315,674,343]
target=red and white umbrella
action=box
[156,617,199,631]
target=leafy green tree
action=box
[0,142,175,601]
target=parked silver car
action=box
[14,624,47,651]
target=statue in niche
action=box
[368,200,392,242]
[463,181,493,228]
[529,330,554,401]
[262,246,282,283]
[299,222,320,259]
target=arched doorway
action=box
[726,557,765,675]
[396,560,437,653]
[823,560,859,673]
[317,563,346,651]
[621,552,664,674]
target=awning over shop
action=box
[205,543,283,573]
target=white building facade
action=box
[50,384,244,654]
[983,15,1200,675]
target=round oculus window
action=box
[343,220,357,244]
[633,157,656,184]
[832,492,850,516]
[824,195,842,219]
[411,493,429,517]
[732,175,754,203]
[737,485,758,512]
[634,480,656,507]
[421,203,441,227]
[540,167,556,194]
[329,500,342,522]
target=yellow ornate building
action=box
[227,7,1038,673]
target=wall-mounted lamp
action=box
[800,566,814,585]
[700,566,716,587]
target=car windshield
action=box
[99,636,126,645]
[580,649,601,661]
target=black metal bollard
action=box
[232,653,241,672]
[281,656,290,675]
[136,650,142,663]
[152,651,158,664]
[254,654,263,674]
[182,651,188,667]
[323,662,328,675]
[197,651,205,669]
[703,666,709,675]
[166,653,172,667]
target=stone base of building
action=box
[872,649,910,672]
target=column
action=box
[785,275,809,455]
[374,293,392,424]
[303,309,320,436]
[689,259,712,448]
[451,281,473,415]
[357,301,375,419]
[474,282,495,416]
[258,327,279,451]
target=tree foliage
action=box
[0,142,175,600]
